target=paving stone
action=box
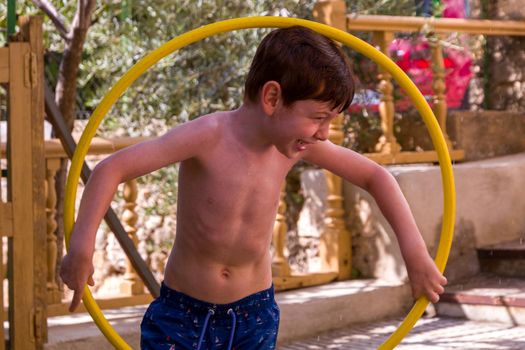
[278,317,525,349]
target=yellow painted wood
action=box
[46,272,336,315]
[313,1,352,282]
[347,15,525,36]
[0,48,9,83]
[313,0,347,31]
[365,149,465,165]
[46,294,154,317]
[373,31,401,155]
[0,243,4,350]
[9,41,36,349]
[319,114,352,279]
[45,158,62,305]
[0,203,13,237]
[41,137,152,158]
[273,272,339,291]
[272,182,291,277]
[429,34,453,150]
[20,16,48,346]
[120,179,145,296]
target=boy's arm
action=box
[303,141,447,303]
[60,116,220,311]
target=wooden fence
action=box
[0,17,47,350]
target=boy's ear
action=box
[260,81,282,116]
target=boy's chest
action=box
[207,153,287,199]
[186,144,293,212]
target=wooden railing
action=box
[347,14,524,165]
[41,138,155,316]
[36,136,343,316]
[314,0,525,166]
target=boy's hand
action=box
[404,250,447,304]
[60,251,95,312]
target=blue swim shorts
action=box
[141,282,280,350]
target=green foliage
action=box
[76,1,315,135]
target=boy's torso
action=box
[164,111,296,304]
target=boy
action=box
[60,26,447,350]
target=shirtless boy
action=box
[60,26,447,350]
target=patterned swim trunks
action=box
[141,283,279,350]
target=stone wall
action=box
[486,0,525,111]
[296,153,525,284]
[467,0,525,111]
[341,153,525,283]
[447,110,525,161]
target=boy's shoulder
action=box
[174,111,227,137]
[163,111,233,151]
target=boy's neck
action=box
[230,103,274,152]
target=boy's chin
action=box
[276,145,301,159]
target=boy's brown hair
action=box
[244,26,355,112]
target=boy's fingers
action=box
[88,275,95,286]
[428,291,440,304]
[435,284,445,294]
[69,289,83,312]
[412,284,424,298]
[440,275,448,285]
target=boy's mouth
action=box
[296,139,313,151]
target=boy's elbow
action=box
[365,165,396,193]
[92,158,124,185]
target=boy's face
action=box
[269,99,339,159]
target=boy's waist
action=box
[164,247,273,302]
[159,282,276,315]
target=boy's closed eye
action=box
[313,113,329,121]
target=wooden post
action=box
[313,0,352,280]
[120,179,144,295]
[271,182,291,277]
[319,115,352,279]
[429,34,452,149]
[373,31,401,155]
[46,158,62,304]
[313,0,347,30]
[8,41,38,349]
[20,16,47,347]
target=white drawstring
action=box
[196,309,214,350]
[195,308,237,350]
[226,308,237,350]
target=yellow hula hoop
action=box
[64,16,455,349]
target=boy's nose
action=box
[314,124,330,141]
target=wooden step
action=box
[436,273,525,325]
[478,239,525,277]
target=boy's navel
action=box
[220,268,231,279]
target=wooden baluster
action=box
[313,0,347,30]
[313,1,352,280]
[119,179,144,295]
[272,182,291,277]
[429,34,452,149]
[373,31,401,155]
[320,114,352,280]
[46,158,61,304]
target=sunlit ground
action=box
[279,317,525,349]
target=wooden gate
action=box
[0,17,47,349]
